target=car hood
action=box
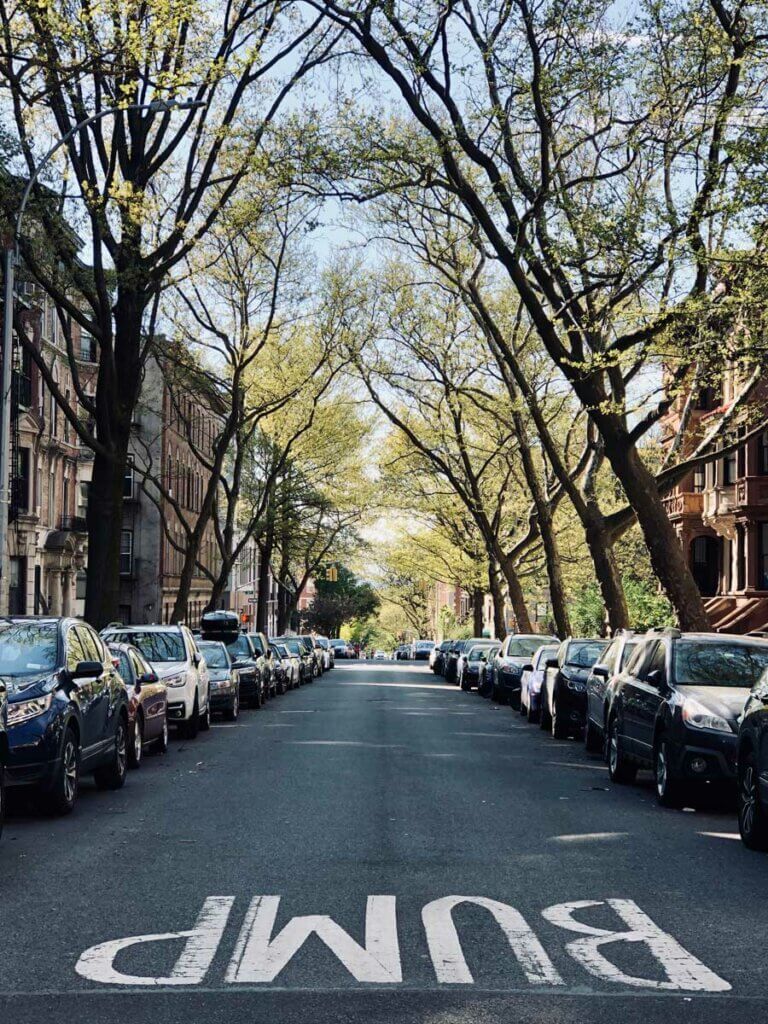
[562,666,592,684]
[208,669,231,682]
[151,661,188,680]
[677,685,750,720]
[1,672,55,699]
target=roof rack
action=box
[645,626,682,638]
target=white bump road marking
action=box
[541,900,731,992]
[699,832,741,841]
[75,896,730,992]
[422,896,563,986]
[226,896,401,984]
[75,896,234,986]
[550,833,629,844]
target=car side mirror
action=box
[192,652,202,666]
[521,663,534,673]
[140,671,158,684]
[647,669,666,688]
[592,664,610,679]
[545,658,559,669]
[267,650,273,659]
[71,660,103,680]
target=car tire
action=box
[225,690,240,722]
[738,751,768,851]
[539,693,552,731]
[519,695,527,716]
[607,717,636,784]
[551,698,569,739]
[460,673,471,692]
[527,698,540,725]
[654,737,686,808]
[584,717,602,754]
[155,716,169,754]
[0,764,4,841]
[128,715,143,769]
[185,697,200,738]
[199,696,211,732]
[42,724,80,815]
[94,714,128,791]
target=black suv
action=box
[2,617,129,815]
[584,630,641,754]
[607,630,768,806]
[736,666,768,850]
[0,673,7,839]
[541,637,606,739]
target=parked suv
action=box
[247,632,273,695]
[584,630,641,753]
[541,637,606,738]
[490,634,559,706]
[4,617,129,815]
[101,624,210,738]
[737,666,768,850]
[0,666,7,838]
[607,630,768,806]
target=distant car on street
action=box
[458,640,500,690]
[102,624,211,738]
[431,640,454,675]
[270,643,298,691]
[519,644,559,721]
[108,642,169,766]
[6,617,130,815]
[584,630,641,754]
[541,637,606,739]
[607,630,768,807]
[411,640,435,661]
[373,650,387,660]
[489,634,559,705]
[330,638,349,659]
[273,636,314,682]
[198,641,241,720]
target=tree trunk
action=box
[256,530,274,634]
[472,587,484,636]
[604,438,709,630]
[488,560,506,640]
[85,444,129,628]
[583,510,629,634]
[497,551,533,632]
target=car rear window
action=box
[200,643,228,668]
[103,631,185,663]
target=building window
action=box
[693,465,705,492]
[758,431,768,476]
[760,524,768,591]
[76,571,87,601]
[9,556,26,614]
[694,386,721,411]
[119,530,133,576]
[723,448,737,486]
[12,447,30,515]
[123,459,134,499]
[80,332,96,362]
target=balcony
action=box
[662,492,704,518]
[59,515,88,533]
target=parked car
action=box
[0,666,7,839]
[462,642,500,692]
[298,635,323,677]
[102,624,211,738]
[458,640,500,690]
[198,641,241,720]
[315,636,334,670]
[519,643,560,721]
[411,640,435,661]
[108,642,169,766]
[246,631,273,697]
[271,643,298,691]
[607,630,768,807]
[540,637,606,739]
[445,639,484,684]
[395,644,410,661]
[273,636,314,682]
[737,664,768,850]
[268,643,291,695]
[5,617,129,814]
[584,630,641,753]
[373,650,387,660]
[490,634,559,705]
[330,638,349,659]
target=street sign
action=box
[247,597,258,605]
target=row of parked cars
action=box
[0,613,335,839]
[430,628,768,852]
[395,640,436,661]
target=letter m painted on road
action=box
[226,895,402,984]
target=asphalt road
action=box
[1,659,766,1024]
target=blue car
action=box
[1,617,129,815]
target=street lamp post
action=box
[0,98,203,614]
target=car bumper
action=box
[210,688,236,711]
[6,711,67,786]
[497,669,522,696]
[555,687,587,723]
[670,733,738,783]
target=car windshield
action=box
[566,641,606,668]
[104,631,185,663]
[282,639,302,655]
[0,622,59,676]
[226,635,251,659]
[507,638,548,658]
[674,641,768,688]
[200,644,228,668]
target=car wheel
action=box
[584,717,602,754]
[128,715,143,769]
[94,715,128,790]
[527,697,540,725]
[539,692,552,731]
[225,690,240,722]
[460,673,471,691]
[738,751,768,851]
[43,725,80,815]
[551,698,569,739]
[199,696,211,732]
[0,764,4,841]
[607,717,636,784]
[185,697,200,738]
[519,692,527,716]
[155,716,169,754]
[654,737,686,808]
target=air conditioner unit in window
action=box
[20,281,36,297]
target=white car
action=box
[101,624,210,738]
[373,650,387,660]
[314,636,333,670]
